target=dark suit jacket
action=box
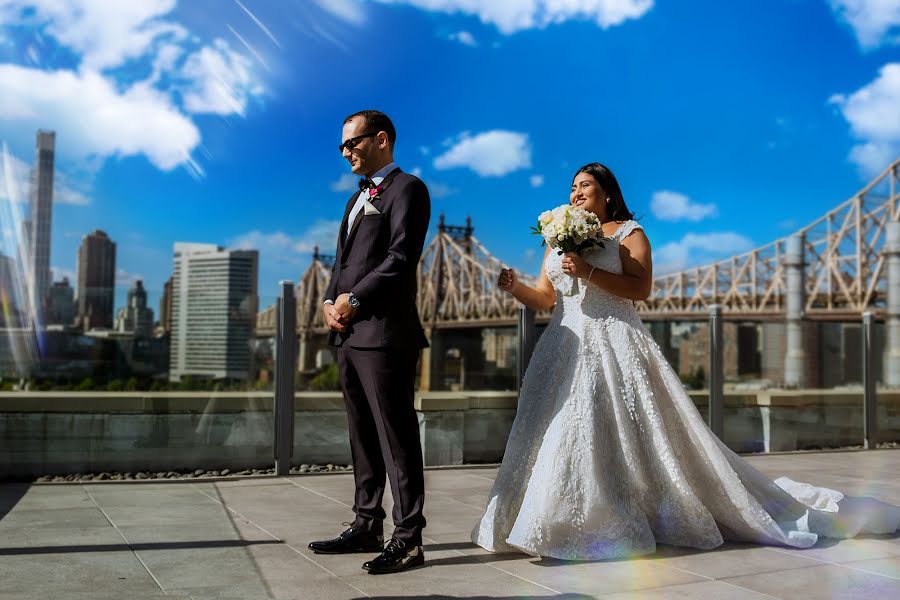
[325,168,430,349]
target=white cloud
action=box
[829,62,900,175]
[180,39,262,117]
[0,150,91,205]
[655,232,755,274]
[228,220,342,266]
[51,266,76,283]
[530,174,544,188]
[434,130,531,176]
[330,172,359,193]
[651,190,717,222]
[0,65,201,171]
[427,180,456,198]
[829,0,900,49]
[522,247,536,264]
[0,1,266,175]
[448,30,478,46]
[376,0,653,33]
[0,0,187,70]
[116,267,144,287]
[312,0,367,26]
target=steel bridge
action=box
[257,159,900,388]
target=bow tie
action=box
[358,177,376,191]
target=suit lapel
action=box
[342,168,402,258]
[337,190,363,256]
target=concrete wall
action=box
[1,389,899,478]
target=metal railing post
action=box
[862,311,877,449]
[708,304,724,438]
[274,280,296,475]
[517,305,536,392]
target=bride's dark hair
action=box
[574,162,634,222]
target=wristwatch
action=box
[347,292,360,308]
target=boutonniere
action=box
[367,185,385,202]
[364,172,398,202]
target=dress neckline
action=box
[603,219,633,241]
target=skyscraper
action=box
[169,243,258,382]
[30,130,54,315]
[76,229,116,331]
[115,279,154,338]
[158,275,173,335]
[0,252,19,326]
[45,278,76,326]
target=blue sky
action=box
[0,0,898,311]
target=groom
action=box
[308,110,430,574]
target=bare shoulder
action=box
[620,222,650,250]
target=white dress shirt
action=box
[325,162,398,306]
[346,161,397,239]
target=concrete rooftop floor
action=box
[1,450,899,599]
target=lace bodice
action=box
[544,219,642,325]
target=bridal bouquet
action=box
[531,205,605,255]
[531,205,605,295]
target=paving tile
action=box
[85,485,219,508]
[99,502,237,528]
[1,485,93,511]
[0,550,160,595]
[339,549,559,599]
[596,580,774,599]
[491,555,706,596]
[147,541,362,599]
[772,537,900,563]
[643,542,821,579]
[0,506,109,529]
[137,546,274,590]
[175,579,358,600]
[0,594,179,600]
[214,477,294,488]
[0,524,125,551]
[723,564,900,599]
[117,517,274,546]
[1,451,898,598]
[842,556,900,579]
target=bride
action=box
[471,162,900,560]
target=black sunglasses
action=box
[338,131,378,153]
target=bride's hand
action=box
[498,268,517,293]
[562,252,590,279]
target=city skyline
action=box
[0,1,898,306]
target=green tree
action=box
[76,377,95,391]
[310,363,340,391]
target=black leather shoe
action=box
[308,524,384,554]
[363,538,425,574]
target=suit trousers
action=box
[337,344,426,545]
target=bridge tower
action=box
[419,214,476,391]
[297,246,334,373]
[887,221,900,387]
[784,233,807,388]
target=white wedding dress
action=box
[472,220,900,560]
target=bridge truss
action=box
[258,159,899,336]
[637,159,900,320]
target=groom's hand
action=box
[323,303,347,332]
[334,293,359,323]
